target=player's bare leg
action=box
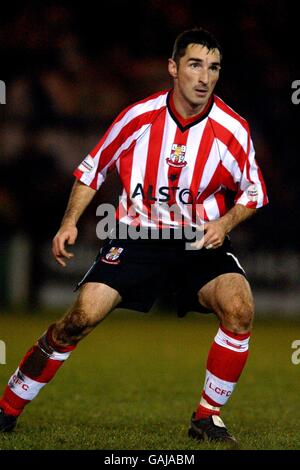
[52,282,122,347]
[0,283,121,432]
[198,272,254,333]
[189,273,254,444]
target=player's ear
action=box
[168,58,178,79]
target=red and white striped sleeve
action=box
[232,123,268,209]
[73,90,168,190]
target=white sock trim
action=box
[48,349,72,361]
[38,334,72,361]
[200,396,220,412]
[214,327,250,352]
[8,368,46,400]
[204,369,236,406]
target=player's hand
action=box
[52,224,78,267]
[202,219,227,249]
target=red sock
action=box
[0,325,75,416]
[196,403,220,419]
[195,325,250,420]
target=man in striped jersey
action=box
[0,28,268,444]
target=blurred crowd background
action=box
[0,0,299,312]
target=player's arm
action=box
[52,181,96,267]
[202,204,256,249]
[203,122,268,249]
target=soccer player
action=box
[0,28,268,443]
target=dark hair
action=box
[172,27,222,64]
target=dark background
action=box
[0,0,299,309]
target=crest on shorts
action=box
[166,144,187,168]
[102,247,124,265]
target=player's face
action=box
[169,44,221,113]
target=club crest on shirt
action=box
[166,144,187,168]
[101,247,124,265]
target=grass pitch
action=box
[0,308,300,450]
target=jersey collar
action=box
[167,89,214,132]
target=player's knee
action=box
[222,295,254,333]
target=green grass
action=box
[0,309,300,450]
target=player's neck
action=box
[172,89,210,119]
[174,96,206,119]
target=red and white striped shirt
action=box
[74,89,268,228]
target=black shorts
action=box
[76,233,246,316]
